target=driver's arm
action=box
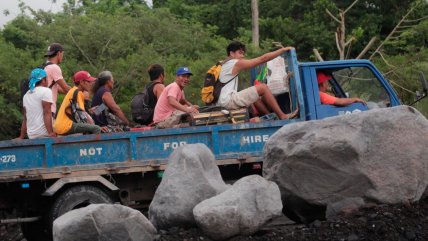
[334,97,367,106]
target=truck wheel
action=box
[49,185,115,226]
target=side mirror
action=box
[410,72,428,106]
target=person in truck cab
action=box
[317,71,367,106]
[217,41,298,120]
[153,66,199,128]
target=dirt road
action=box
[157,197,428,241]
[1,197,427,241]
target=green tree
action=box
[0,0,230,139]
[0,37,35,140]
[1,0,427,140]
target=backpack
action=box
[66,89,89,123]
[20,62,54,99]
[131,82,159,125]
[92,103,125,127]
[201,60,237,105]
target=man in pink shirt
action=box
[153,67,199,128]
[44,43,71,116]
[317,71,366,106]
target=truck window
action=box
[333,67,391,108]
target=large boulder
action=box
[53,204,157,241]
[263,106,428,223]
[148,144,229,229]
[193,175,282,240]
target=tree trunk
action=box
[251,0,259,48]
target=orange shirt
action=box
[54,87,85,134]
[319,91,338,105]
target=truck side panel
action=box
[0,120,304,181]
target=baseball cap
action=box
[176,67,193,76]
[317,72,332,84]
[44,43,64,57]
[29,68,47,92]
[73,70,97,84]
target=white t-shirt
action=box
[23,87,54,139]
[218,59,239,106]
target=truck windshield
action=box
[333,67,391,108]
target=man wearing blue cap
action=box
[20,68,56,139]
[153,67,199,128]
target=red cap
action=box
[73,71,96,84]
[317,72,332,84]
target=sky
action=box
[0,0,66,28]
[0,0,153,28]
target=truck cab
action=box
[300,60,401,120]
[251,49,402,121]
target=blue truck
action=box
[0,49,425,240]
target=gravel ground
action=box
[156,197,428,241]
[1,197,427,241]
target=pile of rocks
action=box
[52,106,428,241]
[54,144,283,241]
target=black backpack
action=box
[66,89,89,123]
[131,82,160,125]
[20,62,54,99]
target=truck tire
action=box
[49,185,115,227]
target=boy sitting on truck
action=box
[217,41,298,120]
[317,71,367,106]
[91,70,131,132]
[153,67,199,128]
[20,68,56,139]
[54,71,101,135]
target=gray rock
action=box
[263,106,428,223]
[325,197,365,221]
[193,175,282,240]
[53,204,157,241]
[148,144,229,229]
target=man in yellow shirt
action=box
[54,71,101,135]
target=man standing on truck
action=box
[21,68,56,139]
[153,66,199,128]
[317,71,367,106]
[217,41,297,120]
[44,43,72,117]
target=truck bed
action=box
[0,119,301,182]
